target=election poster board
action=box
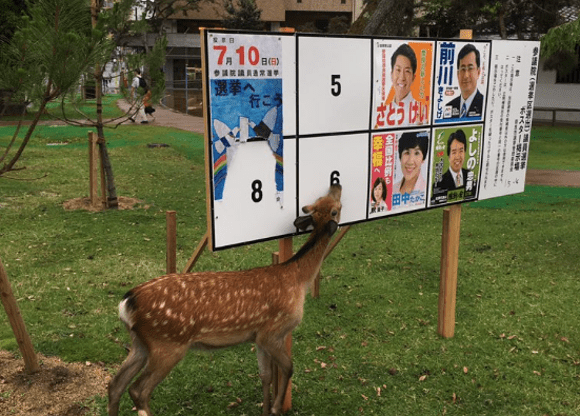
[203,30,540,251]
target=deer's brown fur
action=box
[108,184,342,416]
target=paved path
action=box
[116,100,205,133]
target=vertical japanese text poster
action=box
[207,32,296,249]
[478,41,539,200]
[433,41,490,124]
[373,40,434,129]
[369,130,431,217]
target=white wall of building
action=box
[534,60,580,124]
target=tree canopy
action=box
[351,0,579,40]
[222,0,264,30]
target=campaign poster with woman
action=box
[369,130,430,217]
[373,40,434,129]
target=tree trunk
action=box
[362,0,396,36]
[95,70,119,209]
[498,1,508,39]
[0,99,47,175]
[92,0,118,209]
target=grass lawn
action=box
[0,94,126,122]
[0,119,579,415]
[530,125,580,170]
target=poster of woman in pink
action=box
[369,130,430,217]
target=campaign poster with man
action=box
[429,125,483,206]
[373,40,434,129]
[433,41,490,124]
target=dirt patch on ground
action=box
[526,169,580,188]
[63,196,147,212]
[0,351,113,416]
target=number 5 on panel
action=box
[298,37,371,136]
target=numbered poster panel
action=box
[206,32,296,249]
[298,134,369,225]
[372,40,434,129]
[298,36,372,135]
[369,130,430,217]
[433,41,490,124]
[478,40,540,200]
[428,124,483,207]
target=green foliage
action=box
[540,18,580,74]
[222,0,264,31]
[0,120,579,415]
[0,0,27,41]
[418,0,574,40]
[0,0,110,107]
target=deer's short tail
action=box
[119,291,136,329]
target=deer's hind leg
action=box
[108,331,148,416]
[256,335,293,416]
[128,342,189,416]
[256,346,273,416]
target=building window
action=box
[556,44,580,84]
[341,0,346,3]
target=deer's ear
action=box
[294,214,313,230]
[328,184,342,201]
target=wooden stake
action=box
[0,257,39,374]
[311,225,352,298]
[166,211,177,274]
[438,204,462,338]
[182,233,209,274]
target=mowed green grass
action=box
[530,124,580,170]
[0,120,579,415]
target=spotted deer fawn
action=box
[108,184,343,416]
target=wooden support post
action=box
[438,204,462,338]
[437,27,471,339]
[272,237,293,412]
[0,257,39,374]
[88,132,99,207]
[166,211,177,274]
[311,225,352,298]
[182,233,209,274]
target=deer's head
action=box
[294,184,342,236]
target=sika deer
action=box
[108,184,343,416]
